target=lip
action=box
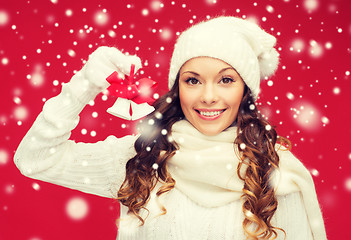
[195,108,226,120]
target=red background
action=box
[1,0,350,239]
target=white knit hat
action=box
[168,16,279,100]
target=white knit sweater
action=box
[14,78,325,239]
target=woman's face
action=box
[178,57,245,136]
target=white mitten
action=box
[69,46,142,101]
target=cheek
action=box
[179,88,194,112]
[226,88,244,110]
[230,95,243,108]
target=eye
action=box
[185,77,200,85]
[220,77,234,84]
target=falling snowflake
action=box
[291,38,305,53]
[266,5,274,13]
[0,10,10,26]
[66,197,89,220]
[310,169,319,176]
[345,178,351,191]
[309,40,323,58]
[14,106,28,121]
[94,10,109,26]
[29,64,45,87]
[291,101,322,131]
[160,28,172,41]
[303,0,319,13]
[1,57,9,65]
[333,87,340,95]
[152,163,159,170]
[286,92,295,100]
[32,183,40,191]
[150,0,163,12]
[321,116,330,125]
[5,184,15,194]
[0,149,9,165]
[142,9,149,16]
[65,9,73,17]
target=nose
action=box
[200,84,218,104]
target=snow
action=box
[0,10,10,26]
[66,197,89,220]
[0,149,9,165]
[1,0,350,238]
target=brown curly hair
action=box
[235,87,291,239]
[117,77,291,239]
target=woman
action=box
[14,16,326,239]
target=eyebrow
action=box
[181,67,235,76]
[218,67,234,74]
[181,71,200,76]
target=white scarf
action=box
[167,120,326,240]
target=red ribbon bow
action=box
[106,64,157,105]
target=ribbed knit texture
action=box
[14,70,326,239]
[118,188,313,240]
[14,73,137,198]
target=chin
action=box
[197,126,223,136]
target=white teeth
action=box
[199,110,224,116]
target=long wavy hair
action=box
[117,76,291,239]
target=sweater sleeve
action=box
[14,76,137,198]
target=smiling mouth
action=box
[195,109,226,117]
